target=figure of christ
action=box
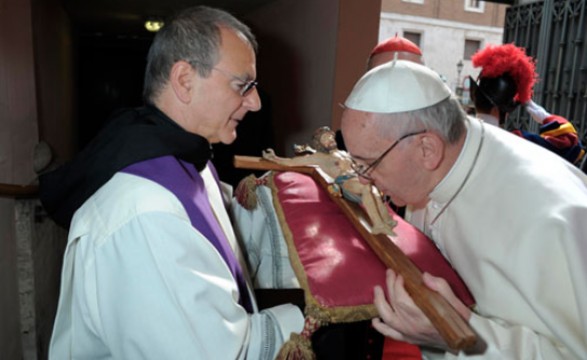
[262,126,397,236]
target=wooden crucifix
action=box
[234,154,477,351]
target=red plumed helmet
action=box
[471,43,537,103]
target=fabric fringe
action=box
[235,174,268,210]
[235,174,258,210]
[275,315,323,360]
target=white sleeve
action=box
[90,212,303,360]
[423,207,587,360]
[422,314,578,360]
[463,209,587,360]
[231,184,300,289]
[455,313,574,359]
[524,100,551,124]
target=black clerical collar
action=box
[39,105,213,228]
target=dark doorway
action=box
[73,30,274,187]
[75,32,153,150]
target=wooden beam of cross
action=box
[234,155,477,351]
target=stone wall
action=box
[15,198,67,360]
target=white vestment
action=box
[49,165,304,360]
[407,118,587,359]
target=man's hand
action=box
[372,269,471,350]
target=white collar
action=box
[427,117,485,224]
[476,112,499,127]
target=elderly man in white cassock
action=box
[340,59,587,359]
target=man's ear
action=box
[418,132,444,170]
[169,61,195,104]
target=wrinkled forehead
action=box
[341,109,388,153]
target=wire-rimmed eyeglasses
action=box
[189,60,258,97]
[351,129,427,181]
[212,67,258,97]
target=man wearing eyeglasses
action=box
[40,6,303,360]
[340,59,587,358]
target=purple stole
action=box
[122,155,253,312]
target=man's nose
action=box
[243,88,261,112]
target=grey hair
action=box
[143,6,258,103]
[373,96,467,144]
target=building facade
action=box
[379,0,510,105]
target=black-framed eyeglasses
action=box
[351,129,427,180]
[212,67,258,97]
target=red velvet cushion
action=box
[273,171,475,309]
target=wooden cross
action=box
[234,155,477,351]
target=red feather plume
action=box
[471,43,537,103]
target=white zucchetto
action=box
[345,59,452,113]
